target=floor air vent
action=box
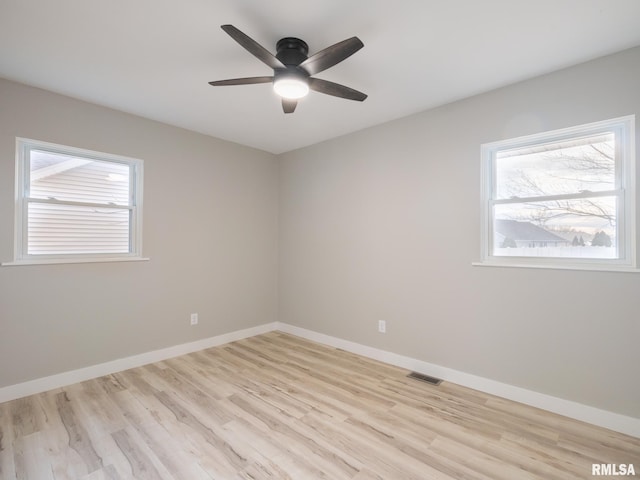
[407,371,442,386]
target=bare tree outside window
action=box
[494,134,618,257]
[480,115,635,269]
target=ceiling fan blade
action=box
[282,98,297,114]
[299,37,364,76]
[308,78,367,101]
[209,76,273,86]
[221,25,285,70]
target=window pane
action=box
[493,196,617,259]
[495,133,615,199]
[29,149,131,205]
[28,202,130,255]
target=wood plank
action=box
[1,332,638,479]
[111,428,169,480]
[55,391,103,473]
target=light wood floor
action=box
[1,332,638,479]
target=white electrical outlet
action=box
[190,313,198,326]
[378,320,386,333]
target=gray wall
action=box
[2,47,639,421]
[0,78,279,388]
[279,47,640,418]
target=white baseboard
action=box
[276,322,640,438]
[2,320,638,438]
[0,322,278,404]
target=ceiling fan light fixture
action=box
[210,25,367,113]
[273,75,309,99]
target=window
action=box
[10,138,144,264]
[480,116,636,271]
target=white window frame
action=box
[5,138,146,266]
[478,116,637,272]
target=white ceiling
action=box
[2,1,640,154]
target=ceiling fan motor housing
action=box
[275,37,309,67]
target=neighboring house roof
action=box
[495,220,567,242]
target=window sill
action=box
[472,261,640,273]
[2,257,150,267]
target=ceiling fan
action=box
[209,25,367,113]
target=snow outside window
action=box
[479,116,636,271]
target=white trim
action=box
[1,321,638,438]
[471,261,640,273]
[2,257,150,266]
[0,322,277,404]
[276,323,640,438]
